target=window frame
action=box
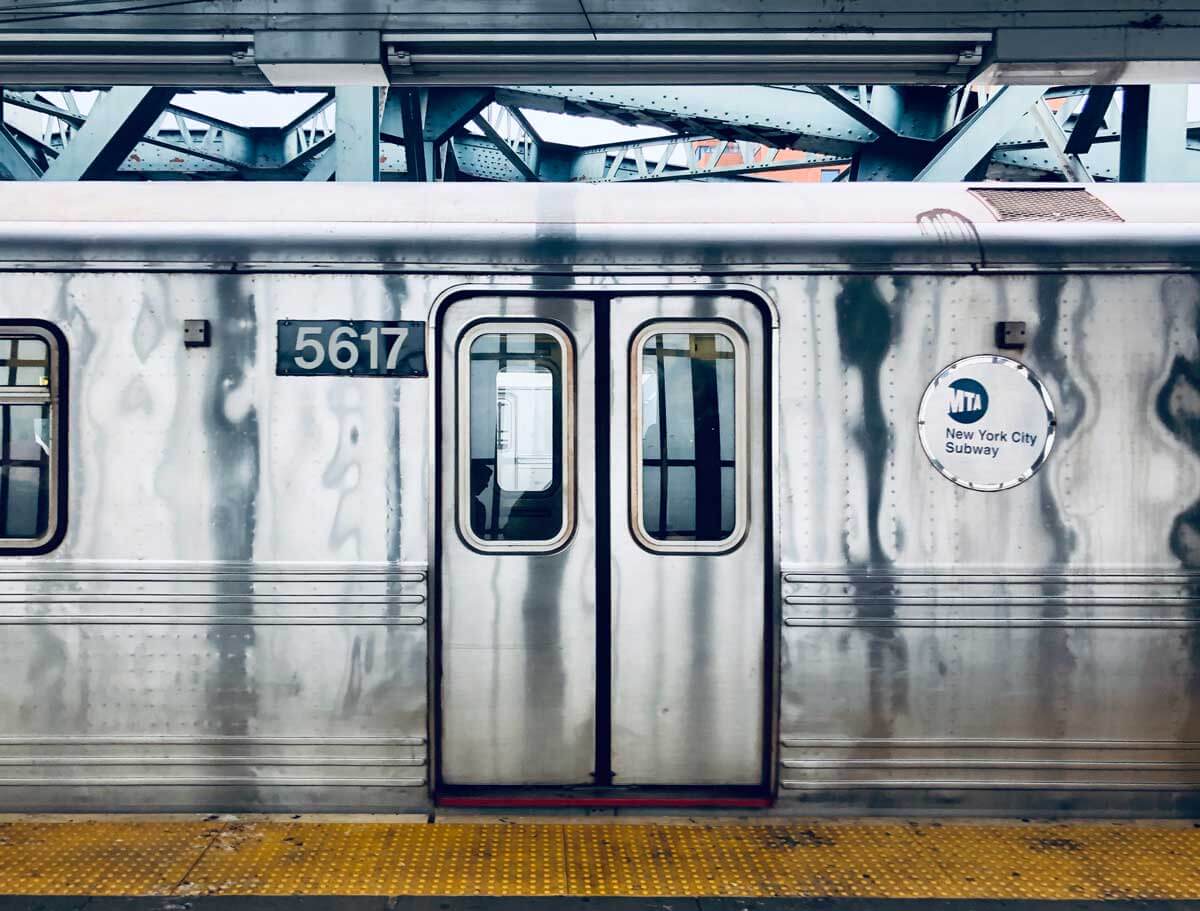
[455,320,576,554]
[0,321,66,556]
[629,319,749,555]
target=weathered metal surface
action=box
[438,295,599,786]
[776,269,1200,813]
[0,184,1193,813]
[0,269,432,810]
[607,294,768,786]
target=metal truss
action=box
[0,84,1196,184]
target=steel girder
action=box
[495,85,878,157]
[0,84,1197,184]
[41,86,175,180]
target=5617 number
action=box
[276,320,426,378]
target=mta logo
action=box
[947,378,988,424]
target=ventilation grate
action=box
[969,187,1123,223]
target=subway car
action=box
[0,182,1197,815]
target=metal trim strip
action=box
[780,780,1200,790]
[783,618,1200,629]
[0,777,428,787]
[782,737,1200,750]
[0,616,425,625]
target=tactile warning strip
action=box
[2,819,1200,898]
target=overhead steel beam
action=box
[1029,98,1091,183]
[0,123,40,180]
[3,83,1195,184]
[807,85,899,140]
[851,137,936,181]
[421,89,493,145]
[470,114,538,181]
[1064,86,1116,155]
[378,87,491,182]
[450,133,537,182]
[495,85,877,156]
[3,90,258,172]
[303,151,336,182]
[569,135,844,182]
[42,86,174,180]
[153,103,257,170]
[277,93,335,168]
[914,85,1046,181]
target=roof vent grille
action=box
[969,188,1123,223]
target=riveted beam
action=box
[470,113,538,181]
[1029,98,1092,183]
[494,85,877,156]
[915,85,1047,181]
[0,123,41,179]
[807,85,898,140]
[42,86,175,180]
[1064,86,1116,155]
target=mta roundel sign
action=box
[918,355,1056,492]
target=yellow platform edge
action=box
[0,817,1198,899]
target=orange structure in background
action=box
[692,139,847,182]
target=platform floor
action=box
[1,815,1200,908]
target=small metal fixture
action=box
[995,320,1027,350]
[183,319,211,348]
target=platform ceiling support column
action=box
[42,86,174,180]
[1119,85,1190,182]
[913,85,1047,181]
[333,86,381,182]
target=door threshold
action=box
[436,786,772,809]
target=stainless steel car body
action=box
[0,183,1196,814]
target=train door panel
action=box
[439,293,767,791]
[609,296,767,785]
[439,297,597,786]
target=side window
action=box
[458,322,574,551]
[0,325,63,552]
[631,322,747,552]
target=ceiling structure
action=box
[0,1,1196,184]
[0,1,1196,88]
[1,84,1196,184]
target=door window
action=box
[457,323,574,551]
[631,322,747,552]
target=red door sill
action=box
[437,795,773,809]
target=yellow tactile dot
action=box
[0,820,214,895]
[4,817,1200,898]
